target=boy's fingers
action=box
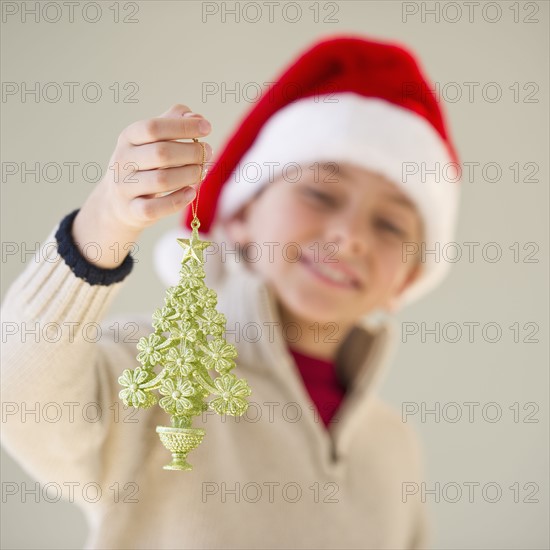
[130,184,197,223]
[158,103,197,118]
[124,140,212,171]
[124,164,203,198]
[121,115,211,146]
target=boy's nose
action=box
[325,213,370,259]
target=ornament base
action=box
[156,426,206,471]
[163,453,193,471]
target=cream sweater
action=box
[1,220,431,549]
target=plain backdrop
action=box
[1,1,548,548]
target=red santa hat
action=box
[154,34,461,308]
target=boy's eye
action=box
[304,188,336,205]
[376,218,406,238]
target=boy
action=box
[1,35,460,549]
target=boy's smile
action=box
[299,250,363,290]
[222,162,424,360]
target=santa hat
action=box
[154,34,461,308]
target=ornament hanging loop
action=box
[190,137,207,231]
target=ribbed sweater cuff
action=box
[55,208,134,286]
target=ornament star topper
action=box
[177,223,212,264]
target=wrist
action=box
[57,209,135,285]
[75,198,142,269]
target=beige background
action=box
[1,1,548,548]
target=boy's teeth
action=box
[313,262,353,284]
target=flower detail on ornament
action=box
[159,378,195,414]
[181,270,202,290]
[206,289,217,308]
[175,320,198,343]
[195,287,217,308]
[200,310,226,336]
[165,286,184,302]
[164,347,196,376]
[180,262,205,280]
[152,307,174,332]
[118,367,149,407]
[210,374,251,416]
[169,298,186,318]
[187,300,202,317]
[136,334,164,367]
[200,338,238,373]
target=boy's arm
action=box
[0,210,143,494]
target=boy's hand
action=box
[73,104,213,268]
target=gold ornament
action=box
[118,138,252,471]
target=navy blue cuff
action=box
[55,209,135,286]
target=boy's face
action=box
[223,162,423,329]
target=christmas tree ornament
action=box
[118,138,252,471]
